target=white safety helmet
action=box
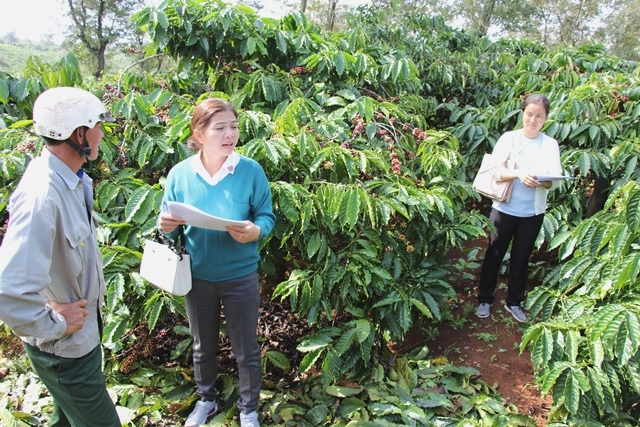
[33,86,115,141]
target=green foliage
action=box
[260,349,539,426]
[1,0,640,425]
[0,346,539,426]
[264,106,485,382]
[524,181,640,423]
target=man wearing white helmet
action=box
[0,87,121,426]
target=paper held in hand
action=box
[166,201,246,231]
[536,175,578,181]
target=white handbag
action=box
[140,227,192,296]
[472,154,516,203]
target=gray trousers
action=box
[185,271,261,414]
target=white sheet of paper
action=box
[166,201,246,231]
[536,175,578,181]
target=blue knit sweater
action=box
[162,154,275,282]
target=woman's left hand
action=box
[526,174,553,189]
[226,222,260,243]
[519,172,541,188]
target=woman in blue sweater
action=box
[158,98,275,427]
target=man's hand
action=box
[50,299,89,335]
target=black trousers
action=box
[477,208,544,307]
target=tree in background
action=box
[1,31,20,46]
[370,0,456,25]
[65,0,145,78]
[600,0,640,61]
[454,0,500,36]
[254,0,636,58]
[280,0,356,31]
[530,0,607,46]
[353,0,640,60]
[451,0,538,38]
[449,0,610,45]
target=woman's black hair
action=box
[522,94,550,115]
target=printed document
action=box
[165,201,246,231]
[536,175,578,181]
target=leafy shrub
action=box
[0,0,639,424]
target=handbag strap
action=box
[490,131,515,163]
[174,225,188,255]
[508,130,520,163]
[504,131,514,163]
[154,225,188,258]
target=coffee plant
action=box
[1,0,639,425]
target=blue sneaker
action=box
[476,303,491,318]
[504,304,528,323]
[240,411,260,427]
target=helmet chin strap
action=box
[64,133,92,158]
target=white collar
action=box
[191,150,240,186]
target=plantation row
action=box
[1,1,639,425]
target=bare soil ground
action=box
[402,236,554,426]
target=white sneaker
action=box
[185,400,218,427]
[240,411,260,427]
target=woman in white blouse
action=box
[476,94,563,323]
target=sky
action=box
[0,0,71,43]
[0,0,371,44]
